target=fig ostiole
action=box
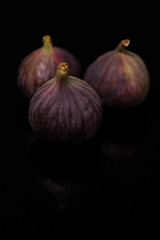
[17,35,81,99]
[28,62,102,143]
[84,39,150,108]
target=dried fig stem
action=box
[116,39,130,52]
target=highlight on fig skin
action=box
[17,35,81,99]
[84,39,150,109]
[28,62,103,143]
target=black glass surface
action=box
[1,6,159,237]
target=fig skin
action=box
[28,62,102,143]
[84,39,150,108]
[17,35,81,99]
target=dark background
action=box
[1,4,159,237]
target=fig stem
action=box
[56,62,69,79]
[42,35,53,51]
[116,39,130,52]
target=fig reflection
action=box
[28,136,101,208]
[99,103,149,160]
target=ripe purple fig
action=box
[28,62,102,143]
[84,39,150,108]
[17,35,81,99]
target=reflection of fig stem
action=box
[57,202,69,209]
[116,39,130,52]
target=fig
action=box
[17,35,81,98]
[100,137,143,159]
[28,62,102,143]
[84,39,150,108]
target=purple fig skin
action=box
[84,39,150,108]
[28,63,102,143]
[17,35,81,99]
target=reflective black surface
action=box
[1,6,159,236]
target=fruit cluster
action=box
[17,35,150,143]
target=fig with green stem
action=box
[17,35,81,98]
[84,39,150,108]
[29,62,102,143]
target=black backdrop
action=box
[1,4,160,237]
